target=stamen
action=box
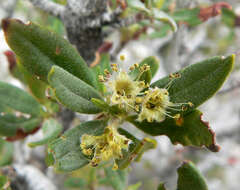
[98,75,105,82]
[135,105,140,112]
[135,97,143,104]
[120,55,125,61]
[104,69,110,76]
[165,72,181,90]
[111,63,119,72]
[129,65,135,71]
[136,64,151,81]
[134,63,139,68]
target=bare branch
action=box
[28,0,65,19]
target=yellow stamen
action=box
[120,55,125,61]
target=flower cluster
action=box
[80,125,130,170]
[109,71,145,110]
[81,57,192,169]
[101,61,190,122]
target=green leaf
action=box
[152,9,178,32]
[99,53,112,74]
[2,19,96,87]
[28,119,63,147]
[48,120,107,172]
[128,109,220,152]
[0,82,42,116]
[48,66,102,114]
[0,114,42,136]
[104,167,128,190]
[222,8,236,27]
[177,161,208,190]
[64,177,87,188]
[91,53,112,93]
[3,53,49,104]
[17,63,49,103]
[0,104,8,113]
[129,56,159,83]
[91,65,105,93]
[0,139,14,166]
[172,8,202,26]
[151,55,235,113]
[157,183,167,190]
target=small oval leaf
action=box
[177,161,208,190]
[128,109,220,152]
[151,55,235,113]
[48,120,107,172]
[48,66,102,114]
[2,19,96,87]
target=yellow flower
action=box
[80,125,130,169]
[109,71,144,110]
[138,87,173,122]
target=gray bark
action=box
[62,0,108,63]
[28,0,120,63]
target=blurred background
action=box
[0,0,240,190]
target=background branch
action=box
[28,0,65,19]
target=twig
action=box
[28,0,65,19]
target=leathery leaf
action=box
[48,120,107,172]
[2,19,96,87]
[152,55,234,113]
[48,66,102,114]
[128,109,220,152]
[177,161,208,190]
